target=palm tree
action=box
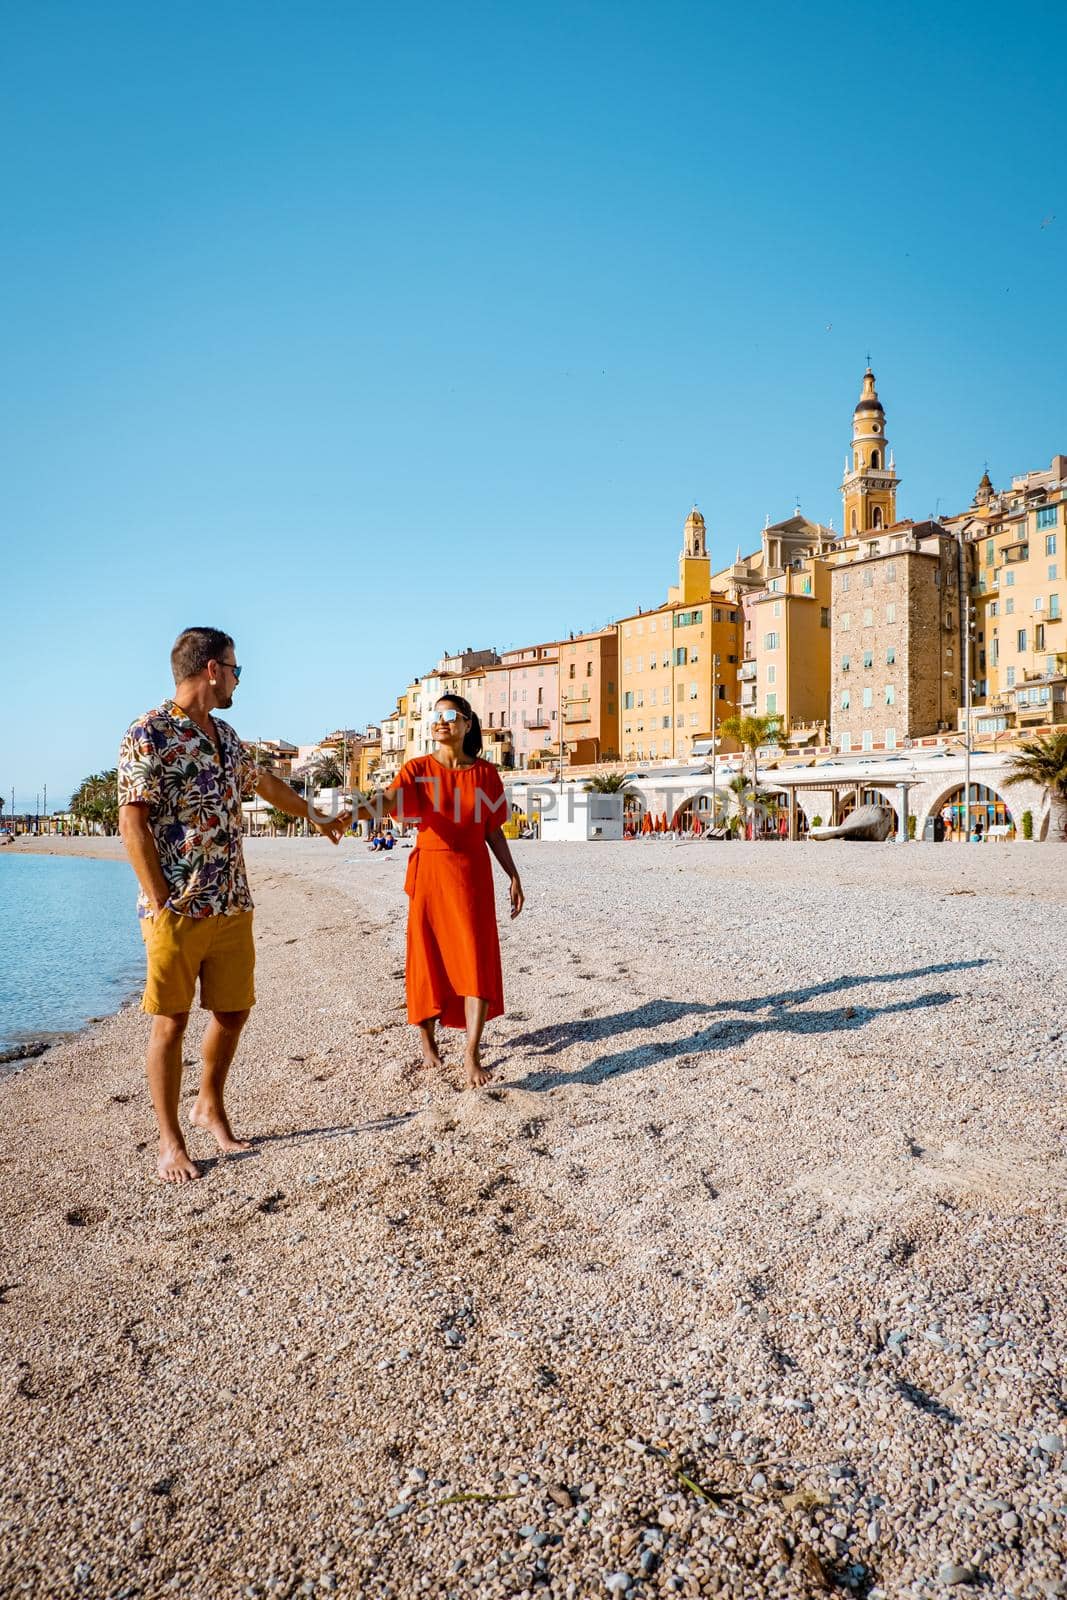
[719,713,781,796]
[583,771,632,794]
[247,744,276,774]
[309,753,344,790]
[265,805,294,836]
[70,769,120,835]
[1004,730,1067,841]
[726,772,754,837]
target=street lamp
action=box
[557,692,581,795]
[954,518,980,840]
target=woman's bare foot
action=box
[158,1141,201,1184]
[463,1046,491,1089]
[189,1100,252,1154]
[418,1022,445,1072]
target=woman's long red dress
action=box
[388,756,508,1029]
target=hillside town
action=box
[248,368,1065,841]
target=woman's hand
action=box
[509,876,525,919]
[312,809,350,844]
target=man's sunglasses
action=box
[218,661,242,681]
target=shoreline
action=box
[0,839,144,1064]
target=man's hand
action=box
[310,809,349,845]
[256,769,350,844]
[119,803,173,911]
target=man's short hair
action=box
[171,627,234,686]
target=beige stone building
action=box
[828,367,966,751]
[830,520,963,751]
[617,509,742,763]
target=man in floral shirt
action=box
[119,627,346,1184]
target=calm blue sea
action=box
[0,855,145,1053]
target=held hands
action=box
[509,876,525,919]
[311,809,350,846]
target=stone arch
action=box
[669,786,729,829]
[872,505,884,530]
[793,784,901,830]
[870,448,880,469]
[916,776,1027,839]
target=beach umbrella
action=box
[660,811,669,832]
[692,815,703,837]
[641,810,654,835]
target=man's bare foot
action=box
[463,1047,491,1089]
[189,1100,252,1153]
[158,1141,201,1184]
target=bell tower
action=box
[674,505,710,604]
[840,365,899,536]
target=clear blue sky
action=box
[2,0,1064,810]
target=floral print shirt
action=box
[118,699,260,918]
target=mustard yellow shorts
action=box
[140,909,256,1016]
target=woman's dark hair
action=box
[171,626,234,685]
[438,694,483,759]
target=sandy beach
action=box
[1,835,1064,1599]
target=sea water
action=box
[0,855,145,1053]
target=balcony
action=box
[740,661,757,682]
[523,711,550,729]
[564,698,592,723]
[1002,541,1030,563]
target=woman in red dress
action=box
[377,696,524,1087]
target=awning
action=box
[787,730,818,743]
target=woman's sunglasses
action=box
[431,708,468,724]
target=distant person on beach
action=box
[345,695,523,1088]
[118,626,346,1184]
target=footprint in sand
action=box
[64,1206,107,1228]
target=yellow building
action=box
[741,519,835,743]
[357,737,382,790]
[375,694,408,785]
[403,679,423,761]
[617,509,742,763]
[951,457,1067,737]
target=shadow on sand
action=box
[505,959,988,1091]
